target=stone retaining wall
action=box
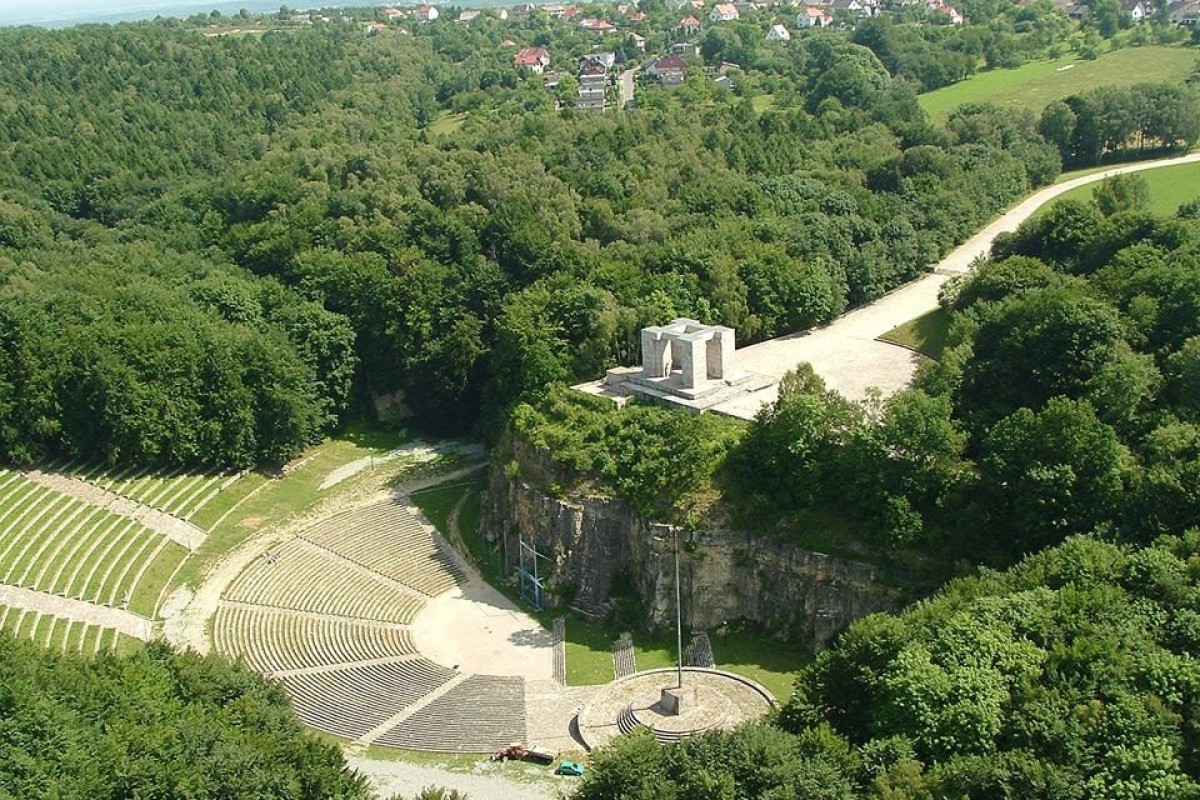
[485,435,903,653]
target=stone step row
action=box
[552,617,566,685]
[374,674,527,753]
[223,538,425,624]
[280,658,457,741]
[300,501,465,597]
[212,603,416,675]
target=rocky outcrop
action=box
[485,436,904,653]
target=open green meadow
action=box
[919,46,1198,120]
[1042,160,1200,216]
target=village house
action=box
[796,5,832,26]
[514,45,552,73]
[710,3,741,20]
[1121,0,1150,20]
[511,3,536,17]
[679,14,701,33]
[629,9,648,20]
[457,9,480,22]
[494,7,509,19]
[414,4,438,21]
[364,21,389,35]
[580,17,619,32]
[585,52,617,69]
[645,53,688,84]
[381,7,404,19]
[926,0,964,22]
[577,58,609,110]
[1169,0,1200,23]
[766,22,791,38]
[629,31,647,48]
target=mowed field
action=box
[919,46,1198,120]
[1043,160,1200,216]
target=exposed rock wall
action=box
[486,436,903,652]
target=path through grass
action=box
[919,46,1197,120]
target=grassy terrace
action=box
[0,469,182,615]
[878,307,951,359]
[0,607,140,655]
[919,46,1198,120]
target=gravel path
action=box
[713,152,1200,411]
[347,755,562,800]
[0,584,152,638]
[24,469,206,550]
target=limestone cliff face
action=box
[486,436,903,652]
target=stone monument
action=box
[572,318,775,414]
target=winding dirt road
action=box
[713,151,1200,415]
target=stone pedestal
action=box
[660,685,697,716]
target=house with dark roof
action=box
[645,54,688,85]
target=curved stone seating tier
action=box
[213,603,416,675]
[280,658,457,741]
[299,502,464,597]
[223,538,425,624]
[51,462,235,520]
[374,674,527,753]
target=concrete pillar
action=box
[641,329,671,378]
[707,327,735,379]
[676,336,705,389]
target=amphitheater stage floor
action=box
[413,573,554,681]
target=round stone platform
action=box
[576,667,776,750]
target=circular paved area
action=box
[577,668,776,750]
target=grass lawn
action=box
[878,306,951,359]
[919,46,1197,121]
[710,627,809,703]
[410,482,469,533]
[751,94,775,113]
[428,111,467,136]
[1041,160,1200,217]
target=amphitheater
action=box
[0,452,776,757]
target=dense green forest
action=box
[0,635,371,799]
[3,16,1192,467]
[0,6,1195,800]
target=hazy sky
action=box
[0,0,290,25]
